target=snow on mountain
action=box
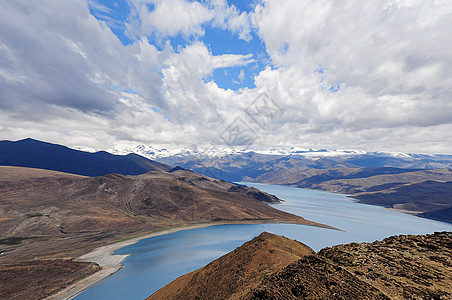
[100,144,379,160]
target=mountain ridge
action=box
[0,165,332,261]
[149,231,452,299]
[0,138,172,177]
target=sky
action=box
[1,0,452,153]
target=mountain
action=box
[149,232,452,299]
[150,147,452,223]
[0,138,172,176]
[154,150,452,182]
[0,165,334,299]
[254,167,452,223]
[0,166,331,261]
[419,207,452,223]
[353,180,452,223]
[148,232,315,300]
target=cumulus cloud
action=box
[1,0,452,153]
[126,0,253,41]
[126,0,213,39]
[0,0,255,149]
[0,0,174,148]
[160,42,255,141]
[208,0,253,41]
[251,0,452,152]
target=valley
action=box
[157,152,452,223]
[3,1,452,298]
[1,139,451,299]
[0,164,329,299]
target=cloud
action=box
[126,0,254,41]
[0,0,171,148]
[208,0,253,41]
[160,42,255,130]
[0,1,124,114]
[250,0,452,152]
[1,0,452,154]
[0,0,256,150]
[238,69,245,82]
[126,0,213,39]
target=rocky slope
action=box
[149,232,452,299]
[149,232,314,300]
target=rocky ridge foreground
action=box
[149,232,315,300]
[149,232,452,299]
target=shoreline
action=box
[47,219,327,300]
[47,223,219,300]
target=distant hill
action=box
[160,148,452,223]
[157,151,452,182]
[354,180,452,223]
[149,232,452,299]
[0,138,172,176]
[159,148,452,223]
[419,207,452,224]
[254,166,452,224]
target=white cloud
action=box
[126,0,254,41]
[250,0,452,152]
[208,0,253,41]
[1,0,452,154]
[160,42,255,131]
[126,0,213,39]
[0,1,256,149]
[0,0,176,148]
[238,69,245,81]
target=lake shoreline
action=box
[48,219,330,300]
[49,183,452,300]
[47,223,220,300]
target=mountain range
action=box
[154,149,452,223]
[2,138,451,223]
[156,150,452,182]
[0,138,333,299]
[1,138,451,299]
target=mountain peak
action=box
[0,138,172,176]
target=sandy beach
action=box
[46,224,217,300]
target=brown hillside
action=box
[0,260,100,300]
[0,166,330,261]
[148,232,315,300]
[0,166,334,299]
[150,232,452,300]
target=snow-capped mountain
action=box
[105,144,374,160]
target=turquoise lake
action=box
[75,183,452,299]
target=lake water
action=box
[75,183,452,300]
